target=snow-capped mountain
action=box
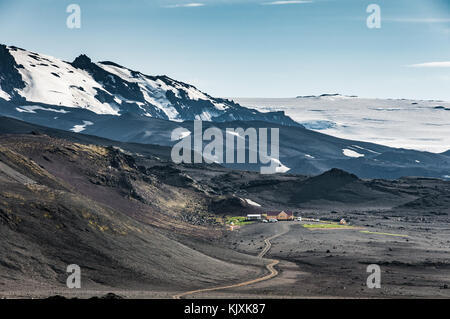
[1,44,450,179]
[0,44,297,125]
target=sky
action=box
[0,0,449,100]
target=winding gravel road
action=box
[173,223,290,299]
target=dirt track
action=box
[173,223,290,299]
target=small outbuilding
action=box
[247,214,262,220]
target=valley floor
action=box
[3,212,449,299]
[212,217,450,298]
[165,212,450,299]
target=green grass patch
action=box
[319,221,339,225]
[225,216,255,226]
[302,223,354,229]
[360,231,408,237]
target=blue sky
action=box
[0,0,449,100]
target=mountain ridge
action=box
[1,114,450,179]
[0,44,299,126]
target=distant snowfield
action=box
[233,96,450,153]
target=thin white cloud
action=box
[163,3,205,8]
[386,17,450,23]
[261,0,313,5]
[407,62,450,68]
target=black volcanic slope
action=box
[0,133,267,294]
[0,116,172,160]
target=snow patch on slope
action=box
[351,145,381,155]
[343,148,364,158]
[173,129,192,140]
[97,62,227,121]
[9,48,119,115]
[0,85,11,101]
[244,198,261,207]
[271,158,291,173]
[16,105,69,114]
[70,121,93,133]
